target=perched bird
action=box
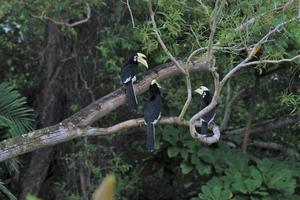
[120,53,148,109]
[144,80,162,151]
[195,86,216,136]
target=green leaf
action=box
[167,147,180,157]
[180,161,193,174]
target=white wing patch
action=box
[132,76,136,82]
[124,76,131,83]
[152,112,161,124]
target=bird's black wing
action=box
[143,97,161,124]
[120,64,136,84]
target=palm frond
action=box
[0,82,35,138]
[0,181,17,200]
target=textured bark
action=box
[19,21,64,199]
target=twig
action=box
[207,0,224,61]
[178,75,192,119]
[221,17,300,87]
[196,0,209,16]
[148,0,187,75]
[250,140,300,160]
[126,0,135,28]
[148,0,192,119]
[220,88,246,131]
[33,3,91,27]
[239,55,300,67]
[242,78,259,153]
[188,1,224,144]
[226,115,300,135]
[236,0,295,31]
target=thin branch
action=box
[220,88,246,131]
[178,75,192,118]
[220,17,300,87]
[226,115,300,135]
[236,0,295,31]
[250,140,300,160]
[33,3,91,27]
[148,0,187,75]
[242,78,260,153]
[207,0,224,61]
[239,55,300,67]
[126,0,135,28]
[196,0,209,16]
[148,0,193,119]
[188,0,225,144]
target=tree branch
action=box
[0,60,210,162]
[220,17,300,87]
[188,0,225,144]
[148,0,187,75]
[125,0,135,28]
[0,116,203,162]
[148,0,192,119]
[238,55,300,67]
[33,3,91,27]
[235,0,295,31]
[220,88,246,131]
[226,115,300,135]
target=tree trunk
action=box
[19,21,64,199]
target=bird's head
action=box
[195,86,209,96]
[131,52,148,68]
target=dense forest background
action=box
[0,0,299,199]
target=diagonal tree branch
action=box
[0,60,210,162]
[148,0,192,119]
[33,3,91,27]
[189,15,299,144]
[148,0,187,75]
[235,0,295,31]
[220,88,247,131]
[226,115,300,135]
[0,116,205,162]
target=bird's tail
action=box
[201,121,208,136]
[125,81,137,109]
[146,124,155,152]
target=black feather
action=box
[125,81,137,109]
[146,124,155,151]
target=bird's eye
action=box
[134,56,138,61]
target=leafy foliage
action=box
[0,181,17,200]
[0,82,34,138]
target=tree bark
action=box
[19,21,65,199]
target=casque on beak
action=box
[151,79,163,89]
[137,52,148,68]
[194,88,203,95]
[195,86,208,95]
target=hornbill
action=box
[144,80,162,151]
[195,86,216,136]
[120,52,148,109]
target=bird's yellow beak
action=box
[137,52,148,68]
[151,79,163,89]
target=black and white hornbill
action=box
[120,52,148,109]
[143,80,162,151]
[195,86,216,136]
